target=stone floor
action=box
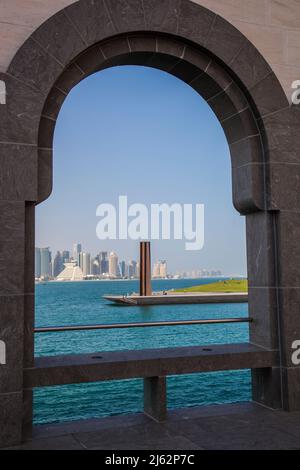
[6,402,300,450]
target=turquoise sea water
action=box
[34,279,251,424]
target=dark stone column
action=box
[22,203,35,439]
[0,201,26,447]
[144,376,167,422]
[0,139,37,446]
[275,211,300,410]
[260,105,300,411]
[246,211,282,409]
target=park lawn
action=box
[174,279,248,293]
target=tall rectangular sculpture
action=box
[140,241,152,296]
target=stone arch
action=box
[3,0,289,212]
[1,0,300,447]
[38,32,267,215]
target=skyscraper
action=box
[152,260,167,278]
[91,258,100,275]
[109,252,119,278]
[119,261,127,278]
[99,252,109,274]
[73,243,82,265]
[53,251,64,278]
[136,262,140,278]
[128,260,137,278]
[152,261,161,278]
[160,261,167,278]
[35,248,41,278]
[40,247,51,278]
[61,250,70,263]
[82,252,91,277]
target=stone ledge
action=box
[24,343,279,388]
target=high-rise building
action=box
[152,261,160,278]
[128,260,137,278]
[35,247,41,278]
[99,252,109,274]
[61,250,70,263]
[82,252,91,277]
[73,243,82,265]
[160,260,167,278]
[91,258,100,275]
[136,261,140,278]
[152,260,167,278]
[119,261,127,278]
[109,252,119,278]
[40,247,51,278]
[53,251,64,278]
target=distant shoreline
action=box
[35,276,246,285]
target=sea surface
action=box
[34,278,250,424]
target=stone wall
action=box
[0,0,300,448]
[0,1,299,101]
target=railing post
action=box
[144,376,167,422]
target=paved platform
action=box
[5,402,300,450]
[103,292,248,305]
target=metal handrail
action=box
[35,317,252,333]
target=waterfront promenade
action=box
[6,403,300,450]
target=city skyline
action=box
[35,243,223,281]
[35,66,247,276]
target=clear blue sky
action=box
[36,66,247,276]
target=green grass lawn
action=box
[174,279,248,293]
